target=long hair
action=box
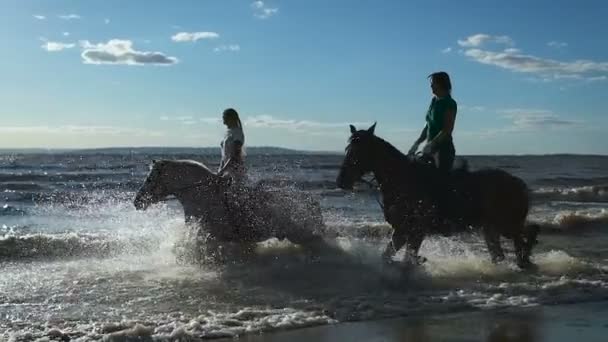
[223,108,243,129]
[428,71,452,94]
[222,108,246,157]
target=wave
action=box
[0,232,158,259]
[536,176,608,187]
[0,172,135,184]
[533,184,608,203]
[0,204,26,216]
[532,209,608,233]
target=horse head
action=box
[134,160,170,210]
[336,123,377,190]
[134,159,227,211]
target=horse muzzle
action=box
[336,175,355,190]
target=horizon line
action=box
[0,146,606,157]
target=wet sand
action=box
[224,301,608,342]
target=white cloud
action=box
[161,116,221,125]
[463,48,608,80]
[500,108,581,130]
[548,41,568,48]
[59,14,81,20]
[251,1,278,19]
[80,39,178,66]
[251,1,264,9]
[104,18,111,24]
[171,31,219,42]
[457,34,514,47]
[503,48,521,54]
[33,15,46,20]
[244,115,367,132]
[441,47,452,54]
[455,34,608,82]
[459,108,583,140]
[41,41,75,52]
[214,44,241,53]
[200,117,222,124]
[63,32,70,37]
[460,105,486,112]
[0,125,164,137]
[160,114,367,134]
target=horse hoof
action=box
[404,255,426,266]
[491,256,506,264]
[517,260,537,271]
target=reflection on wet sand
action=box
[225,307,546,342]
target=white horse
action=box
[133,159,327,261]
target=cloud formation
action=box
[251,1,278,19]
[171,32,219,42]
[41,41,75,52]
[500,109,580,129]
[547,41,568,48]
[457,34,513,47]
[33,15,46,20]
[80,39,178,65]
[162,114,367,134]
[457,33,608,81]
[58,14,81,20]
[214,45,241,53]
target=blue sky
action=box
[1,0,607,154]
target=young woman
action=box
[408,71,458,173]
[218,108,246,183]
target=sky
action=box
[1,0,608,154]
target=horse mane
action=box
[371,135,408,161]
[156,159,215,175]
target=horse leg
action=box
[382,227,425,265]
[382,227,407,263]
[404,230,426,265]
[513,234,533,269]
[482,226,505,263]
[285,227,327,256]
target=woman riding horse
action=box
[408,72,457,173]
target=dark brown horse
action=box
[336,123,539,269]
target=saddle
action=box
[412,154,480,226]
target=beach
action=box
[2,151,608,341]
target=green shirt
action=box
[426,95,457,141]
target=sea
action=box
[1,149,608,341]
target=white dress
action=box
[220,126,246,184]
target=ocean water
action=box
[1,150,608,341]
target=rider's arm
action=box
[408,125,427,154]
[218,141,243,176]
[414,125,428,145]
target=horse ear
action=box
[350,125,357,134]
[368,122,377,135]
